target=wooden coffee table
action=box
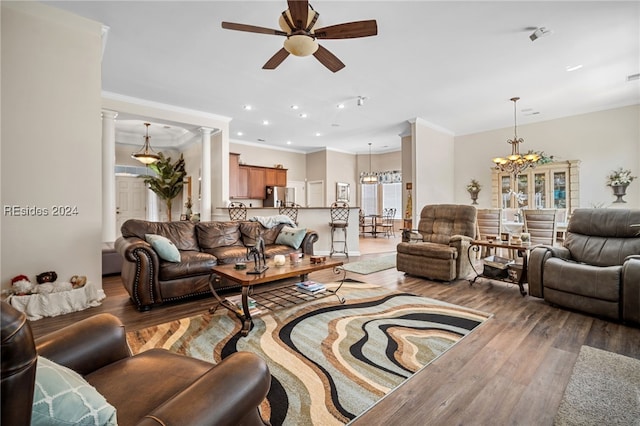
[209,257,345,336]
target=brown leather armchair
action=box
[528,208,640,323]
[1,301,271,426]
[397,204,477,281]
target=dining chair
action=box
[476,208,503,257]
[359,209,373,235]
[522,208,557,246]
[279,202,300,225]
[376,208,396,238]
[228,202,247,221]
[555,208,568,243]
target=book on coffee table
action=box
[295,280,326,294]
[225,294,261,315]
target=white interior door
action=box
[116,176,147,234]
[287,180,306,206]
[307,180,324,207]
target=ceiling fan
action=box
[221,0,378,72]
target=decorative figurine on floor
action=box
[246,234,268,274]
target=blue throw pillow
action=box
[32,356,118,426]
[275,226,307,249]
[145,234,181,262]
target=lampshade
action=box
[131,122,160,165]
[283,35,319,57]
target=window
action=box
[360,184,378,215]
[381,183,402,218]
[360,182,402,218]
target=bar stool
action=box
[329,202,349,258]
[228,202,247,221]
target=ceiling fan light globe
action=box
[284,35,318,57]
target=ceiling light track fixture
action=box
[492,97,540,177]
[131,122,161,165]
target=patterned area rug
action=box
[555,345,640,425]
[127,282,490,425]
[342,254,397,275]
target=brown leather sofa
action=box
[0,301,271,426]
[528,208,640,323]
[115,219,318,311]
[397,204,477,281]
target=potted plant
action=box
[141,153,186,221]
[606,167,636,203]
[466,179,482,205]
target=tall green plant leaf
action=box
[140,152,186,221]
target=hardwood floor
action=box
[28,234,640,425]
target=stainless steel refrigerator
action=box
[264,186,296,207]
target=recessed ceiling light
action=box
[243,105,252,111]
[315,132,322,137]
[262,120,269,125]
[286,141,292,145]
[566,64,583,72]
[299,113,308,118]
[236,131,244,136]
[290,105,299,110]
[337,104,345,109]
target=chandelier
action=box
[131,122,161,165]
[362,143,378,184]
[492,97,540,176]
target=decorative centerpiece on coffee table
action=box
[246,235,268,274]
[606,167,636,203]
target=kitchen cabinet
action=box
[248,167,266,199]
[230,154,287,199]
[265,168,287,187]
[229,153,240,198]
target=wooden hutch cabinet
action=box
[491,160,580,213]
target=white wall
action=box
[1,2,103,290]
[454,105,640,209]
[412,118,456,211]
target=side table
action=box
[468,240,540,296]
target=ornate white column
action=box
[101,110,118,242]
[200,127,213,221]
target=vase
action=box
[611,184,628,203]
[469,191,479,205]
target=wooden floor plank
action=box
[26,234,640,425]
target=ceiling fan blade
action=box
[287,0,309,30]
[315,20,378,39]
[313,45,345,73]
[263,48,290,70]
[222,22,287,36]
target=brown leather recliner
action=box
[397,204,477,281]
[1,301,271,426]
[528,208,640,323]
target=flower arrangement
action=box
[606,168,636,187]
[466,179,482,193]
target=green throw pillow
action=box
[145,234,181,262]
[275,226,307,249]
[32,356,117,426]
